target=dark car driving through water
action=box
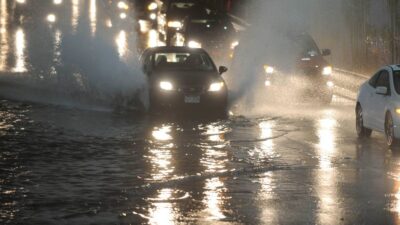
[184,13,238,64]
[141,46,229,116]
[256,32,334,103]
[164,0,210,45]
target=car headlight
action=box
[149,13,157,20]
[231,41,239,49]
[160,81,173,91]
[209,82,224,92]
[148,2,157,11]
[167,21,182,29]
[117,1,129,10]
[188,40,202,48]
[322,66,332,76]
[264,65,274,74]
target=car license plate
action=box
[184,96,200,104]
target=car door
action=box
[370,70,391,131]
[362,71,381,128]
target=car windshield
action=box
[292,35,321,57]
[153,52,215,71]
[393,71,400,94]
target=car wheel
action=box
[356,105,372,138]
[385,112,398,147]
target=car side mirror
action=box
[219,66,228,75]
[376,86,388,95]
[322,49,331,56]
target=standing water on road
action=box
[2,0,400,225]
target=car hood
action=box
[297,55,329,70]
[267,54,329,74]
[151,70,222,87]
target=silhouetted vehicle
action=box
[184,14,237,63]
[164,0,209,45]
[141,46,229,115]
[260,33,334,103]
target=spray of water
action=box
[227,0,345,116]
[0,1,148,112]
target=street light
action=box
[53,0,62,5]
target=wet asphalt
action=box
[1,97,400,225]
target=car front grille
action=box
[178,86,206,94]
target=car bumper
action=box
[150,90,228,112]
[265,73,334,96]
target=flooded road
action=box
[1,1,400,225]
[1,98,400,225]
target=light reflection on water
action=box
[146,125,177,224]
[12,28,27,73]
[89,0,97,36]
[0,0,8,71]
[201,124,227,221]
[116,30,127,58]
[387,164,400,222]
[203,177,226,220]
[258,121,277,223]
[315,111,340,225]
[259,121,275,158]
[53,30,62,64]
[71,0,80,33]
[317,112,337,169]
[148,189,175,225]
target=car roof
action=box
[144,46,208,54]
[389,65,400,71]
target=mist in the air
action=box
[227,0,347,116]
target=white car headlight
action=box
[209,82,224,92]
[148,2,157,11]
[160,81,173,91]
[322,66,332,76]
[264,65,274,74]
[167,21,182,29]
[188,40,202,48]
[231,41,239,49]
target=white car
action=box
[356,65,400,147]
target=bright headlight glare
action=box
[322,66,333,76]
[118,1,129,9]
[160,81,173,91]
[188,40,202,48]
[148,2,158,11]
[168,21,182,28]
[149,13,157,20]
[209,82,224,92]
[231,41,239,49]
[264,65,274,74]
[396,108,400,115]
